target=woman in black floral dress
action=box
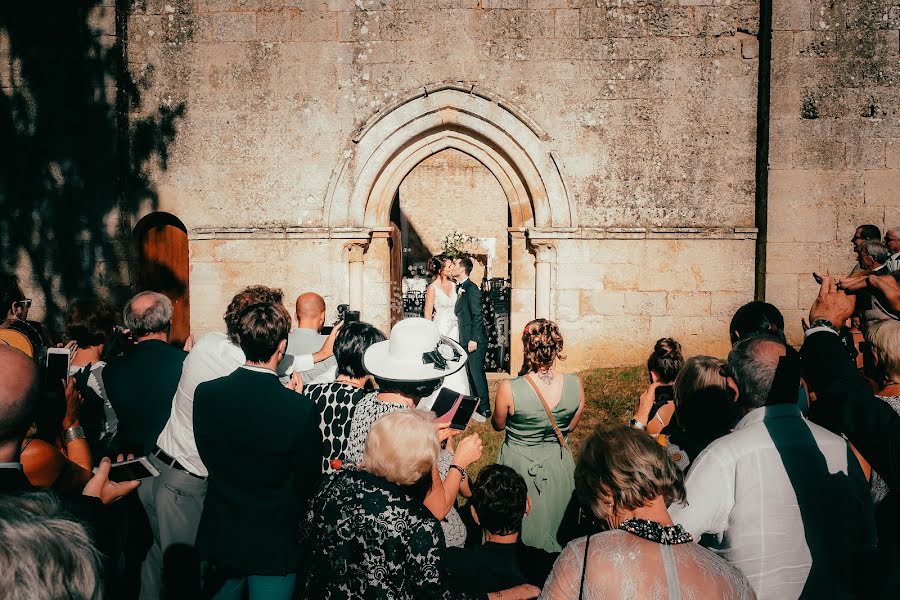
[302,322,385,473]
[300,410,539,600]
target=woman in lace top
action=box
[540,425,755,600]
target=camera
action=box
[322,305,360,335]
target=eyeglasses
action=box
[13,299,31,310]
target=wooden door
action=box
[136,214,190,346]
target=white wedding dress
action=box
[418,282,471,411]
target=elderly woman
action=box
[540,425,754,599]
[493,319,585,553]
[300,410,539,600]
[863,320,900,502]
[302,321,386,473]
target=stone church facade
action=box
[6,0,899,372]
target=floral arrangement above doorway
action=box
[440,231,481,259]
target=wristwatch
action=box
[629,418,646,431]
[448,464,468,480]
[810,318,839,333]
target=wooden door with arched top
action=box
[134,213,190,346]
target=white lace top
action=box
[540,530,756,600]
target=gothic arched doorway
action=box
[133,212,190,346]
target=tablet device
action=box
[100,457,160,482]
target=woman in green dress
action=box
[492,319,585,552]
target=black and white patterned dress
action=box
[344,392,409,465]
[299,469,481,600]
[303,382,370,473]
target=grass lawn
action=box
[466,365,647,478]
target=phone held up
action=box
[322,304,360,335]
[46,347,71,384]
[96,457,160,483]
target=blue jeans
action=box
[211,574,296,600]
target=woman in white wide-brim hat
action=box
[343,318,484,530]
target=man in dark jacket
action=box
[453,255,490,417]
[194,301,321,599]
[802,274,899,598]
[104,291,187,456]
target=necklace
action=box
[618,518,692,545]
[536,369,555,385]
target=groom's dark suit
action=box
[455,278,490,407]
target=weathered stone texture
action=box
[767,0,900,345]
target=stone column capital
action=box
[344,240,368,262]
[530,241,557,263]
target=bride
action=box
[420,254,471,408]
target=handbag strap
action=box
[524,374,569,452]
[579,534,591,600]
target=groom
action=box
[453,255,491,417]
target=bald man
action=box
[287,293,337,383]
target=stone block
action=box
[766,273,800,310]
[773,0,810,31]
[768,202,838,244]
[213,12,256,42]
[294,11,336,42]
[667,291,711,316]
[556,263,609,290]
[554,9,579,38]
[602,264,639,291]
[765,241,818,275]
[792,137,846,170]
[579,290,626,316]
[257,10,297,41]
[768,169,864,205]
[624,291,667,316]
[555,289,580,320]
[710,291,751,319]
[638,266,699,293]
[886,141,900,170]
[865,171,900,206]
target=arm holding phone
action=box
[423,433,483,520]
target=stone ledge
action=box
[191,226,759,240]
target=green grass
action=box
[466,365,647,478]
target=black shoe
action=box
[476,400,491,419]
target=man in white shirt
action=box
[139,286,334,599]
[669,334,875,600]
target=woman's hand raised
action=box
[452,433,483,469]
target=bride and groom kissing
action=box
[423,253,491,418]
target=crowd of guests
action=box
[2,227,900,599]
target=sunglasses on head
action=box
[13,299,31,310]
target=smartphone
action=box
[99,457,160,482]
[46,347,71,383]
[431,388,462,420]
[654,385,675,404]
[449,397,479,430]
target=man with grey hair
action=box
[669,333,875,600]
[883,227,900,272]
[851,241,900,329]
[104,291,187,456]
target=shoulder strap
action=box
[579,534,590,600]
[524,375,569,452]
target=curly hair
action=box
[520,318,565,374]
[647,338,684,384]
[65,299,118,348]
[223,285,284,345]
[471,464,528,536]
[575,425,686,524]
[427,254,451,278]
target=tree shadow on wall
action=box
[0,0,184,330]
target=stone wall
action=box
[767,0,900,343]
[121,0,763,365]
[398,148,509,278]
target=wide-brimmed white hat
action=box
[363,317,467,382]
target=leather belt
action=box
[152,446,206,480]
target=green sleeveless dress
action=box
[496,374,580,553]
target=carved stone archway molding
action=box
[324,82,576,231]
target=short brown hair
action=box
[575,425,686,523]
[520,318,565,374]
[65,299,117,347]
[224,286,284,345]
[236,302,291,362]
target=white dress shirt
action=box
[669,403,874,600]
[156,332,313,477]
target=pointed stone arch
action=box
[325,84,575,230]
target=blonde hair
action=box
[364,410,439,486]
[867,320,900,383]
